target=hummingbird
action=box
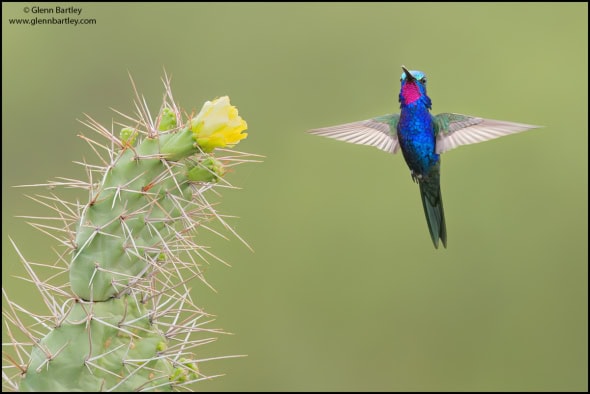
[308,66,539,249]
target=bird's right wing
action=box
[307,114,400,154]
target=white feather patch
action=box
[308,119,399,154]
[436,115,540,154]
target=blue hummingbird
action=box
[308,66,539,248]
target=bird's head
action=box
[399,66,431,109]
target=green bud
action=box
[168,358,199,383]
[187,156,226,183]
[156,341,167,352]
[158,108,177,131]
[170,367,188,383]
[120,127,138,147]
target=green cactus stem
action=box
[2,74,258,392]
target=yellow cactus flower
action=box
[190,96,248,153]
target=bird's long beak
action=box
[401,65,416,82]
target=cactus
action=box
[2,75,257,391]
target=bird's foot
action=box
[411,171,423,183]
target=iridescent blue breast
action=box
[397,106,439,176]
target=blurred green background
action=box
[2,2,587,391]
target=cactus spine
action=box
[2,75,255,391]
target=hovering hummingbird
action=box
[308,66,539,249]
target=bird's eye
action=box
[420,78,427,84]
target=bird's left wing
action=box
[434,113,540,154]
[307,114,400,154]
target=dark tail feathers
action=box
[419,180,447,249]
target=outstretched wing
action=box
[307,114,400,154]
[434,113,540,154]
